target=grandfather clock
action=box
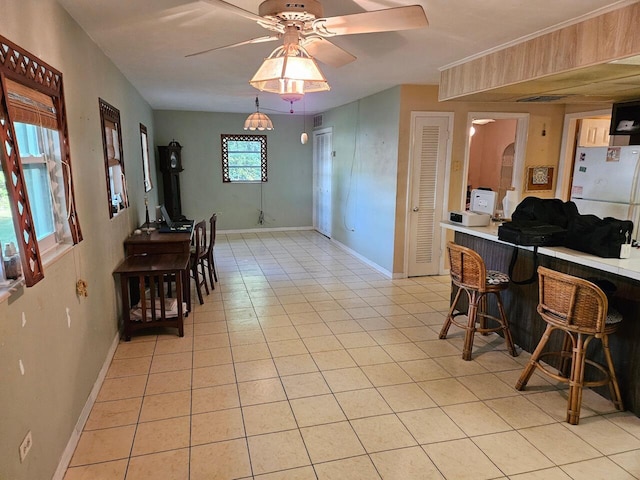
[158,140,185,221]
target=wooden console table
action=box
[114,253,189,341]
[124,228,192,256]
[123,228,193,309]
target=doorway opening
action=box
[556,109,611,200]
[462,113,529,214]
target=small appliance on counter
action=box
[448,210,491,226]
[448,189,496,227]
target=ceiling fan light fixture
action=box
[244,97,274,131]
[250,43,330,100]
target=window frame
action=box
[221,134,268,183]
[0,34,82,287]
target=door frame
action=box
[403,111,454,276]
[460,112,530,209]
[312,127,333,237]
[555,108,611,200]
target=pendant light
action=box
[243,97,273,131]
[300,98,308,144]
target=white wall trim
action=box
[219,226,314,235]
[53,332,120,480]
[330,238,393,278]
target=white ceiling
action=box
[57,0,632,115]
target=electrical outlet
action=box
[19,431,32,463]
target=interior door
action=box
[407,115,450,277]
[313,128,332,237]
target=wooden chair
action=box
[190,220,209,305]
[203,213,218,290]
[516,266,624,424]
[439,241,517,361]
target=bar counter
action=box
[441,221,640,416]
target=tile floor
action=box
[64,231,640,480]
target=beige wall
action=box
[394,85,568,273]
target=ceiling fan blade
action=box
[186,35,279,58]
[313,5,428,36]
[199,0,280,28]
[303,37,356,68]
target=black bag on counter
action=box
[565,215,633,258]
[498,197,579,284]
[510,197,579,230]
[498,223,568,285]
[498,197,579,247]
[498,221,568,247]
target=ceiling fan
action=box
[187,0,429,68]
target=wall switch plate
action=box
[19,430,32,463]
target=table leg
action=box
[182,268,191,314]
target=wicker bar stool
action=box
[515,266,624,425]
[439,242,518,361]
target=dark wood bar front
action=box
[452,230,640,417]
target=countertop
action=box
[441,221,640,281]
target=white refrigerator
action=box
[570,146,640,238]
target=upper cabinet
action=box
[578,119,611,147]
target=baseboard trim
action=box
[52,331,120,480]
[219,226,314,235]
[330,239,393,279]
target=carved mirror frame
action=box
[99,98,128,218]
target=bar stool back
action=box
[439,241,518,361]
[515,266,624,424]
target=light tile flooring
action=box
[64,231,640,480]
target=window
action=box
[221,134,267,183]
[14,122,60,252]
[0,34,82,287]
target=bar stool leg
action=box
[559,332,573,378]
[495,293,517,357]
[516,324,553,390]
[462,290,479,361]
[567,333,587,425]
[601,334,624,411]
[440,288,463,340]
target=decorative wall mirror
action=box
[99,98,128,217]
[139,123,152,192]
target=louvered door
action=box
[313,128,332,238]
[407,115,449,276]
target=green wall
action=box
[153,111,313,230]
[0,1,155,479]
[320,88,402,273]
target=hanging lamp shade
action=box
[250,42,330,103]
[244,97,274,131]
